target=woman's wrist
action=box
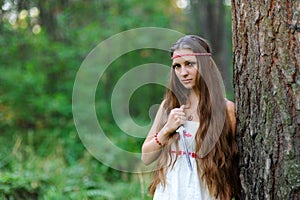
[155,126,171,146]
[154,132,163,146]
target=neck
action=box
[186,90,198,108]
[185,90,199,121]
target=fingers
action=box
[171,105,185,116]
[160,105,187,138]
[180,105,185,110]
[171,110,185,119]
[167,105,186,130]
[174,114,186,123]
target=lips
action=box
[182,79,192,84]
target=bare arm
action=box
[141,101,186,165]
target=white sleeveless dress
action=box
[153,121,216,200]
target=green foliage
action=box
[0,0,183,199]
[0,0,234,198]
[0,131,152,199]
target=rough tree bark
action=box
[232,0,300,199]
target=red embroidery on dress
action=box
[171,150,199,159]
[184,132,192,137]
[177,132,192,140]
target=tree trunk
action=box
[38,0,68,41]
[232,0,300,199]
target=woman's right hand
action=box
[141,103,186,165]
[163,105,186,135]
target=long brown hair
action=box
[148,35,240,199]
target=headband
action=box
[171,52,211,60]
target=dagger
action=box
[176,125,193,171]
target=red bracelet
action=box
[154,132,163,146]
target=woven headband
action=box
[171,52,211,60]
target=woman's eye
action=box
[187,62,196,67]
[172,64,181,69]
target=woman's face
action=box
[172,49,198,89]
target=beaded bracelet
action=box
[154,132,163,146]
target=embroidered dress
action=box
[153,121,216,200]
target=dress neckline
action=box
[185,120,199,124]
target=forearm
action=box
[141,103,184,165]
[141,138,162,165]
[141,127,170,165]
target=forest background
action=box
[0,0,233,199]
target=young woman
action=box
[141,35,240,200]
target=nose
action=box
[180,66,188,76]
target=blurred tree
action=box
[188,0,233,97]
[232,0,300,199]
[0,0,186,130]
[37,0,68,41]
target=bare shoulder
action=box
[156,99,167,114]
[160,99,167,107]
[225,99,236,133]
[225,99,235,114]
[148,99,167,132]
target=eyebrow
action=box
[171,63,180,68]
[172,60,197,68]
[171,53,211,59]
